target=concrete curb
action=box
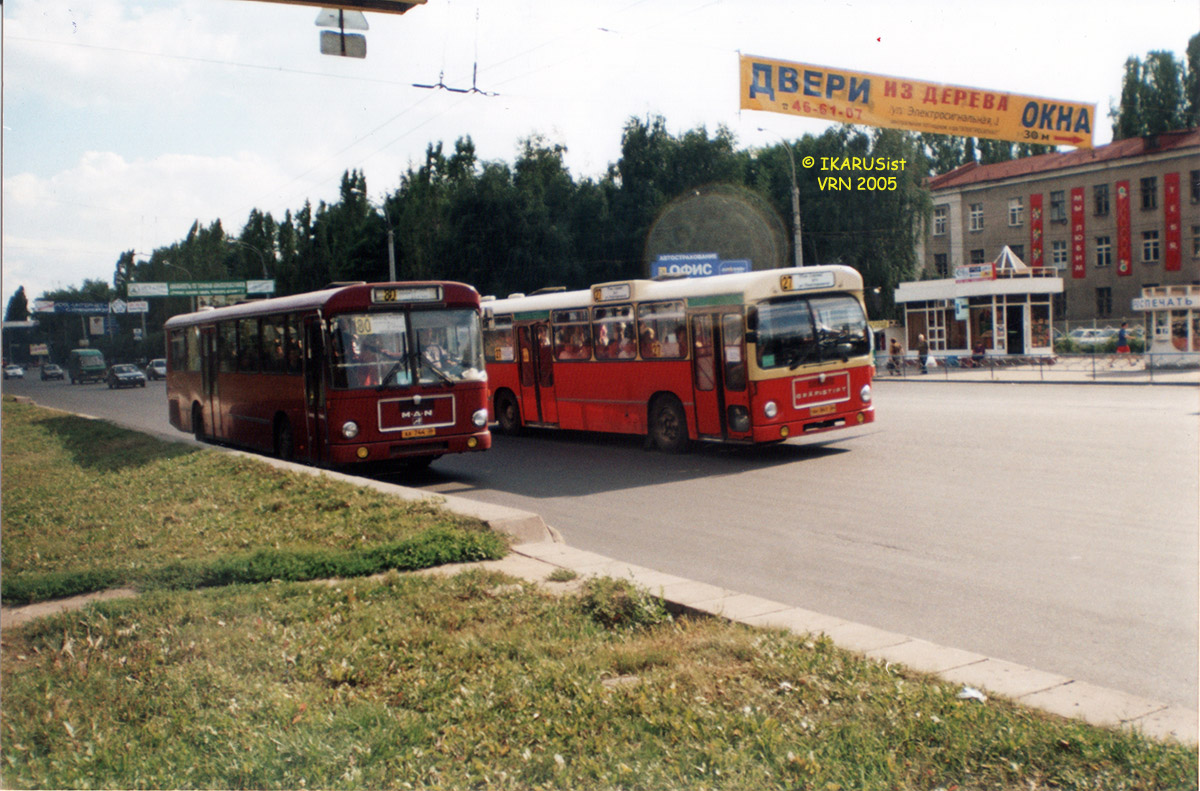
[502,542,1198,746]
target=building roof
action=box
[927,128,1200,192]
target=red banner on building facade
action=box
[1115,180,1131,276]
[1070,186,1086,278]
[1164,172,1181,271]
[1029,193,1043,267]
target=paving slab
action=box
[939,658,1073,700]
[1019,680,1168,729]
[821,621,913,653]
[742,606,851,635]
[866,638,990,675]
[683,593,792,621]
[1127,705,1200,745]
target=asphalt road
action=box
[5,375,1197,709]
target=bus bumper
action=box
[325,429,492,465]
[753,407,874,443]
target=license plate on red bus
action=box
[401,427,437,438]
[809,404,837,417]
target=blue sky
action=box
[3,0,1196,309]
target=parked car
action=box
[3,364,25,380]
[107,363,147,389]
[1066,328,1113,347]
[40,363,65,381]
[146,358,167,380]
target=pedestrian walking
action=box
[888,338,902,375]
[917,334,930,374]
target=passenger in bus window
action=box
[639,326,658,359]
[619,324,637,358]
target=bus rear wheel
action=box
[495,391,521,435]
[649,395,689,453]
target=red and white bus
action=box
[482,265,874,451]
[165,282,491,467]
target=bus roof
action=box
[485,265,864,317]
[164,281,481,329]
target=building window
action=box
[970,249,985,264]
[1095,236,1112,268]
[1191,170,1200,203]
[933,205,947,235]
[1008,197,1024,226]
[1051,240,1068,269]
[1096,287,1113,318]
[1141,231,1160,263]
[934,254,948,278]
[1049,190,1066,222]
[1193,225,1200,257]
[969,203,984,231]
[1093,184,1110,216]
[1009,244,1024,261]
[1140,176,1157,210]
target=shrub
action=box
[578,577,671,630]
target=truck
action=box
[68,348,107,384]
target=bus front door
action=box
[516,323,558,426]
[690,313,751,441]
[199,326,220,438]
[303,316,328,463]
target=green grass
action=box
[2,397,1197,789]
[3,573,1195,790]
[0,398,506,603]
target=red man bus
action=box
[165,282,491,468]
[482,265,874,451]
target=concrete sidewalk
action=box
[875,357,1199,386]
[3,447,1195,746]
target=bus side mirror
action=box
[745,309,757,344]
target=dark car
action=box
[146,358,167,380]
[107,364,147,389]
[41,363,65,381]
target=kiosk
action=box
[1133,284,1200,368]
[894,247,1063,361]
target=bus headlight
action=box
[727,405,751,433]
[763,401,778,419]
[342,420,360,439]
[472,408,488,428]
[860,384,872,404]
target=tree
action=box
[4,286,29,322]
[1111,45,1192,139]
[1186,32,1200,128]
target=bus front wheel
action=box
[191,403,205,442]
[274,416,295,460]
[649,395,689,453]
[495,391,521,435]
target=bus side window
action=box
[484,320,515,363]
[237,318,261,373]
[218,322,237,373]
[285,314,304,375]
[637,300,686,359]
[262,316,286,373]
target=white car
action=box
[1067,328,1113,347]
[3,364,25,379]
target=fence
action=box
[874,351,1199,385]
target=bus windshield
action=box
[330,309,486,389]
[756,293,870,369]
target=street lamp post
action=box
[758,127,804,267]
[223,239,270,279]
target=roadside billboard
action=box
[739,54,1094,149]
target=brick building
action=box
[920,128,1199,328]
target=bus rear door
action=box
[303,316,328,463]
[516,323,558,425]
[690,312,751,440]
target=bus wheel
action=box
[495,391,521,435]
[649,395,689,453]
[191,403,205,442]
[274,416,295,460]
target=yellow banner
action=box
[739,54,1094,149]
